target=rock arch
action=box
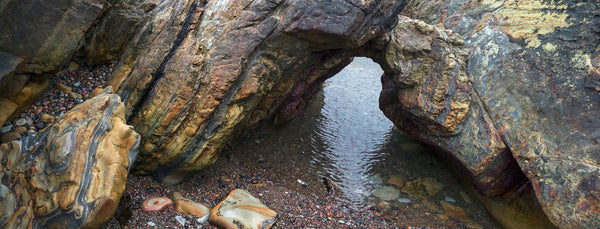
[108,1,522,199]
[1,0,598,228]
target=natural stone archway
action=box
[108,0,522,198]
[0,0,598,227]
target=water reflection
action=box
[307,57,392,206]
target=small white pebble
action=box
[147,221,156,226]
[397,198,411,203]
[445,196,456,203]
[175,215,187,227]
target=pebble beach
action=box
[1,63,499,229]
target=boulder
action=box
[108,0,405,184]
[400,1,600,227]
[0,92,140,228]
[209,189,277,229]
[373,16,527,197]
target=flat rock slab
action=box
[210,189,277,229]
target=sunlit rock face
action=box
[402,0,600,227]
[0,92,140,228]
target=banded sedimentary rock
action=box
[0,91,140,228]
[108,0,406,184]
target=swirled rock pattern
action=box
[0,92,140,228]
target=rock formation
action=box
[0,0,598,228]
[401,1,600,227]
[0,91,140,228]
[0,0,156,127]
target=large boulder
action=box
[402,0,600,227]
[0,91,140,228]
[372,16,527,197]
[108,0,406,184]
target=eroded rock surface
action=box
[403,0,600,227]
[0,92,140,228]
[108,0,405,184]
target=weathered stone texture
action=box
[109,0,405,184]
[0,91,140,228]
[374,17,526,196]
[403,0,600,227]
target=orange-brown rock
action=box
[0,91,140,228]
[173,192,210,220]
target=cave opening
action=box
[209,56,503,226]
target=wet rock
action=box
[459,191,472,204]
[209,189,277,229]
[444,196,456,203]
[0,92,140,228]
[0,99,18,127]
[142,197,173,212]
[25,117,33,126]
[372,186,400,201]
[387,175,405,189]
[108,0,405,184]
[402,177,444,197]
[173,192,210,220]
[441,201,468,222]
[377,202,391,210]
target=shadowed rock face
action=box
[0,0,156,127]
[0,92,140,228]
[403,0,600,227]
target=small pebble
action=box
[445,196,456,203]
[1,125,13,134]
[147,221,156,226]
[398,198,411,203]
[15,118,26,126]
[175,215,186,227]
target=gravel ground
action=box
[2,63,500,229]
[105,125,499,228]
[0,62,113,142]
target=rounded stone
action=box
[142,197,173,212]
